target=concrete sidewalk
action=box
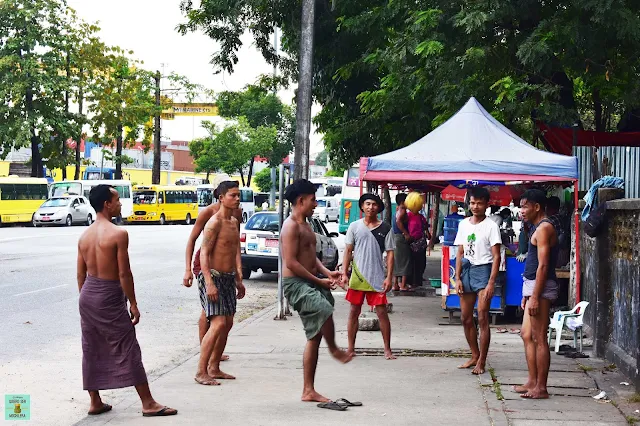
[75,293,638,426]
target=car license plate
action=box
[265,239,278,248]
[41,217,50,221]
[247,243,258,251]
[136,217,145,221]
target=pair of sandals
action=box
[557,344,589,358]
[317,398,363,411]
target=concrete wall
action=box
[579,195,640,389]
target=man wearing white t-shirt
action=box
[454,187,501,375]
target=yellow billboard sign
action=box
[161,103,218,120]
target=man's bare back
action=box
[78,220,128,281]
[281,217,319,278]
[201,213,240,274]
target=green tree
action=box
[253,167,279,193]
[88,50,158,179]
[179,0,640,170]
[0,0,74,176]
[216,81,294,185]
[314,150,328,167]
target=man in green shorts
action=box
[280,179,353,403]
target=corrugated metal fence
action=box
[574,146,640,199]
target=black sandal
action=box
[317,402,347,411]
[336,398,363,407]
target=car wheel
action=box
[324,215,329,223]
[185,213,192,225]
[242,266,252,280]
[86,214,93,226]
[242,212,248,223]
[65,215,73,227]
[159,214,166,225]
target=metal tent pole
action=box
[275,163,287,320]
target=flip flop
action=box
[336,398,363,407]
[565,352,589,358]
[142,406,178,417]
[496,327,508,333]
[317,402,347,411]
[509,328,520,334]
[88,403,112,415]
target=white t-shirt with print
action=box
[453,217,502,266]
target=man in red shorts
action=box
[341,193,396,359]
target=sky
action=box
[66,0,324,156]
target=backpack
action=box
[584,202,607,238]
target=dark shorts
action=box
[461,261,492,293]
[523,278,558,301]
[198,270,237,317]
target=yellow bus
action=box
[129,185,198,225]
[0,177,49,226]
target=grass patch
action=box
[628,393,640,403]
[611,400,618,408]
[626,415,638,425]
[604,363,618,371]
[488,367,504,401]
[578,363,595,372]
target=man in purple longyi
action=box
[77,184,177,417]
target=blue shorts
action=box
[460,260,491,293]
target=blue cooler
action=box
[443,214,464,246]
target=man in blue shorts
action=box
[454,187,501,375]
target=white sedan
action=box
[240,211,340,279]
[33,196,96,227]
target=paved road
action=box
[0,223,280,425]
[0,220,342,425]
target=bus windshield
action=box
[346,168,359,187]
[133,191,157,204]
[198,188,214,207]
[51,182,82,197]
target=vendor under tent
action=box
[358,97,581,320]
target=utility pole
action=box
[293,0,315,180]
[152,70,161,184]
[270,28,278,207]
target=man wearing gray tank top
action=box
[515,189,558,400]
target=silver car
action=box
[33,196,96,227]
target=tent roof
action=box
[364,97,578,182]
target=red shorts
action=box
[345,288,388,307]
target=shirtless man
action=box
[78,185,177,417]
[280,179,353,403]
[183,179,242,364]
[194,181,246,386]
[515,189,559,399]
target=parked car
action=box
[240,211,340,279]
[313,197,340,223]
[33,196,96,227]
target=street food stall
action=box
[358,97,581,321]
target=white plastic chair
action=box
[548,301,590,353]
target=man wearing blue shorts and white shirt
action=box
[454,187,501,375]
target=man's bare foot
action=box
[520,389,549,399]
[458,358,478,369]
[141,402,178,417]
[384,350,397,360]
[301,390,331,403]
[208,369,236,380]
[330,348,354,364]
[221,354,230,361]
[194,373,220,386]
[471,362,485,375]
[513,384,532,393]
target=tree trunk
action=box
[428,193,441,250]
[62,51,71,180]
[246,157,255,187]
[292,0,316,181]
[383,186,391,225]
[75,76,84,180]
[206,170,210,181]
[26,85,42,178]
[593,89,604,132]
[239,170,246,187]
[152,71,161,184]
[115,124,123,179]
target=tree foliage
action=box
[253,167,278,193]
[314,150,327,167]
[180,0,640,170]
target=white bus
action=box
[196,184,255,223]
[49,180,133,218]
